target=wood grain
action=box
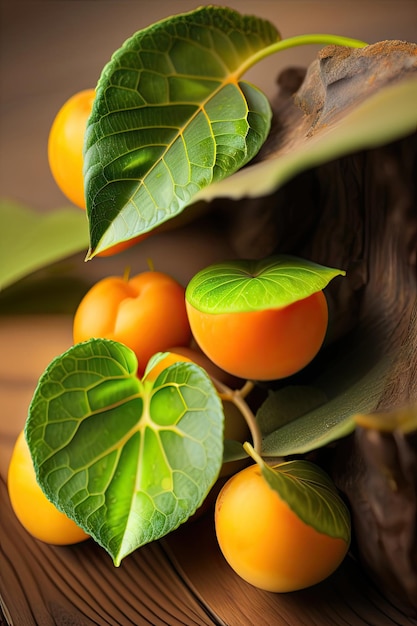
[0,476,218,625]
[165,517,417,626]
[2,469,417,626]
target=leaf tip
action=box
[113,555,122,568]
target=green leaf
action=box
[185,255,345,314]
[197,76,417,203]
[25,339,224,565]
[84,6,279,256]
[257,385,327,437]
[223,438,247,464]
[261,354,391,457]
[261,399,356,457]
[0,200,89,290]
[259,457,351,542]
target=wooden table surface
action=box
[2,314,417,625]
[1,2,417,624]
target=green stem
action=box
[238,34,368,78]
[243,441,263,466]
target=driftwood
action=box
[214,42,417,616]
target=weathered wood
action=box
[0,476,217,625]
[212,42,417,616]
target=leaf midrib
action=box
[121,74,247,211]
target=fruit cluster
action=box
[8,90,350,594]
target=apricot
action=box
[215,462,350,592]
[7,431,89,545]
[186,290,328,381]
[73,271,191,376]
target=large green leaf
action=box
[186,255,345,313]
[84,6,279,256]
[25,340,224,565]
[197,76,417,203]
[0,200,89,291]
[261,352,392,457]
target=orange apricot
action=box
[73,271,191,376]
[186,290,328,381]
[215,462,350,592]
[7,431,89,545]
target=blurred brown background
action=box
[1,0,416,213]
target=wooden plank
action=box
[0,477,219,625]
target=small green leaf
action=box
[261,403,356,457]
[259,457,351,543]
[84,6,279,256]
[223,438,247,464]
[25,338,224,565]
[0,200,89,290]
[186,255,345,314]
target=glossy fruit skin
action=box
[144,349,193,381]
[48,89,94,209]
[186,291,328,381]
[7,431,89,545]
[73,271,192,376]
[158,344,241,389]
[48,89,148,256]
[215,463,349,592]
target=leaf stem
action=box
[236,379,255,400]
[215,379,262,455]
[238,34,368,78]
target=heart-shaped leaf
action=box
[186,255,345,313]
[84,6,279,256]
[25,339,224,565]
[257,456,351,542]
